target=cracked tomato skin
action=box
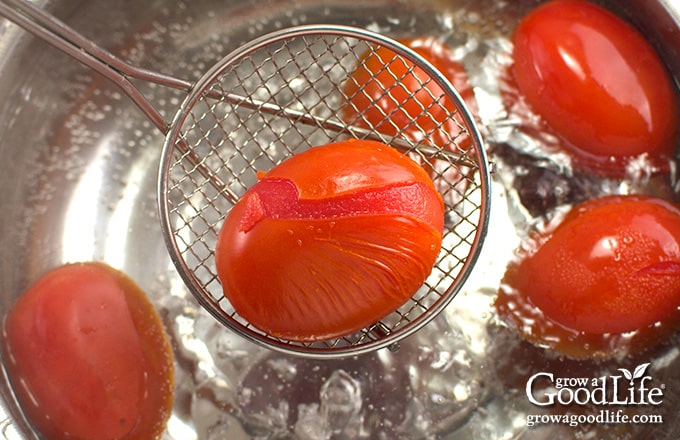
[2,262,174,440]
[512,0,678,173]
[503,195,680,336]
[215,139,444,341]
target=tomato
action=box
[2,262,174,439]
[343,36,474,152]
[511,0,679,173]
[496,195,680,358]
[215,139,444,341]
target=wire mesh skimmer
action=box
[0,0,491,358]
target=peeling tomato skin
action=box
[512,0,679,172]
[2,262,174,440]
[216,140,444,341]
[240,178,443,233]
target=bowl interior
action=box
[0,0,678,438]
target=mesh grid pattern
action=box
[160,27,490,357]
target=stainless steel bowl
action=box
[0,0,678,438]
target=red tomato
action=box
[512,0,678,173]
[215,139,444,341]
[496,195,680,358]
[3,262,174,439]
[343,37,474,152]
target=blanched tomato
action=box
[343,36,474,151]
[512,0,678,173]
[496,195,680,358]
[215,139,444,341]
[3,262,174,439]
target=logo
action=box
[524,362,666,428]
[526,362,665,407]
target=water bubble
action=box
[320,370,363,436]
[294,404,328,439]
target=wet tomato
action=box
[496,195,680,358]
[3,262,174,439]
[512,0,678,173]
[215,139,444,341]
[343,36,474,151]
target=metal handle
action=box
[0,0,186,132]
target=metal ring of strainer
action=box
[159,26,491,358]
[0,0,491,358]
